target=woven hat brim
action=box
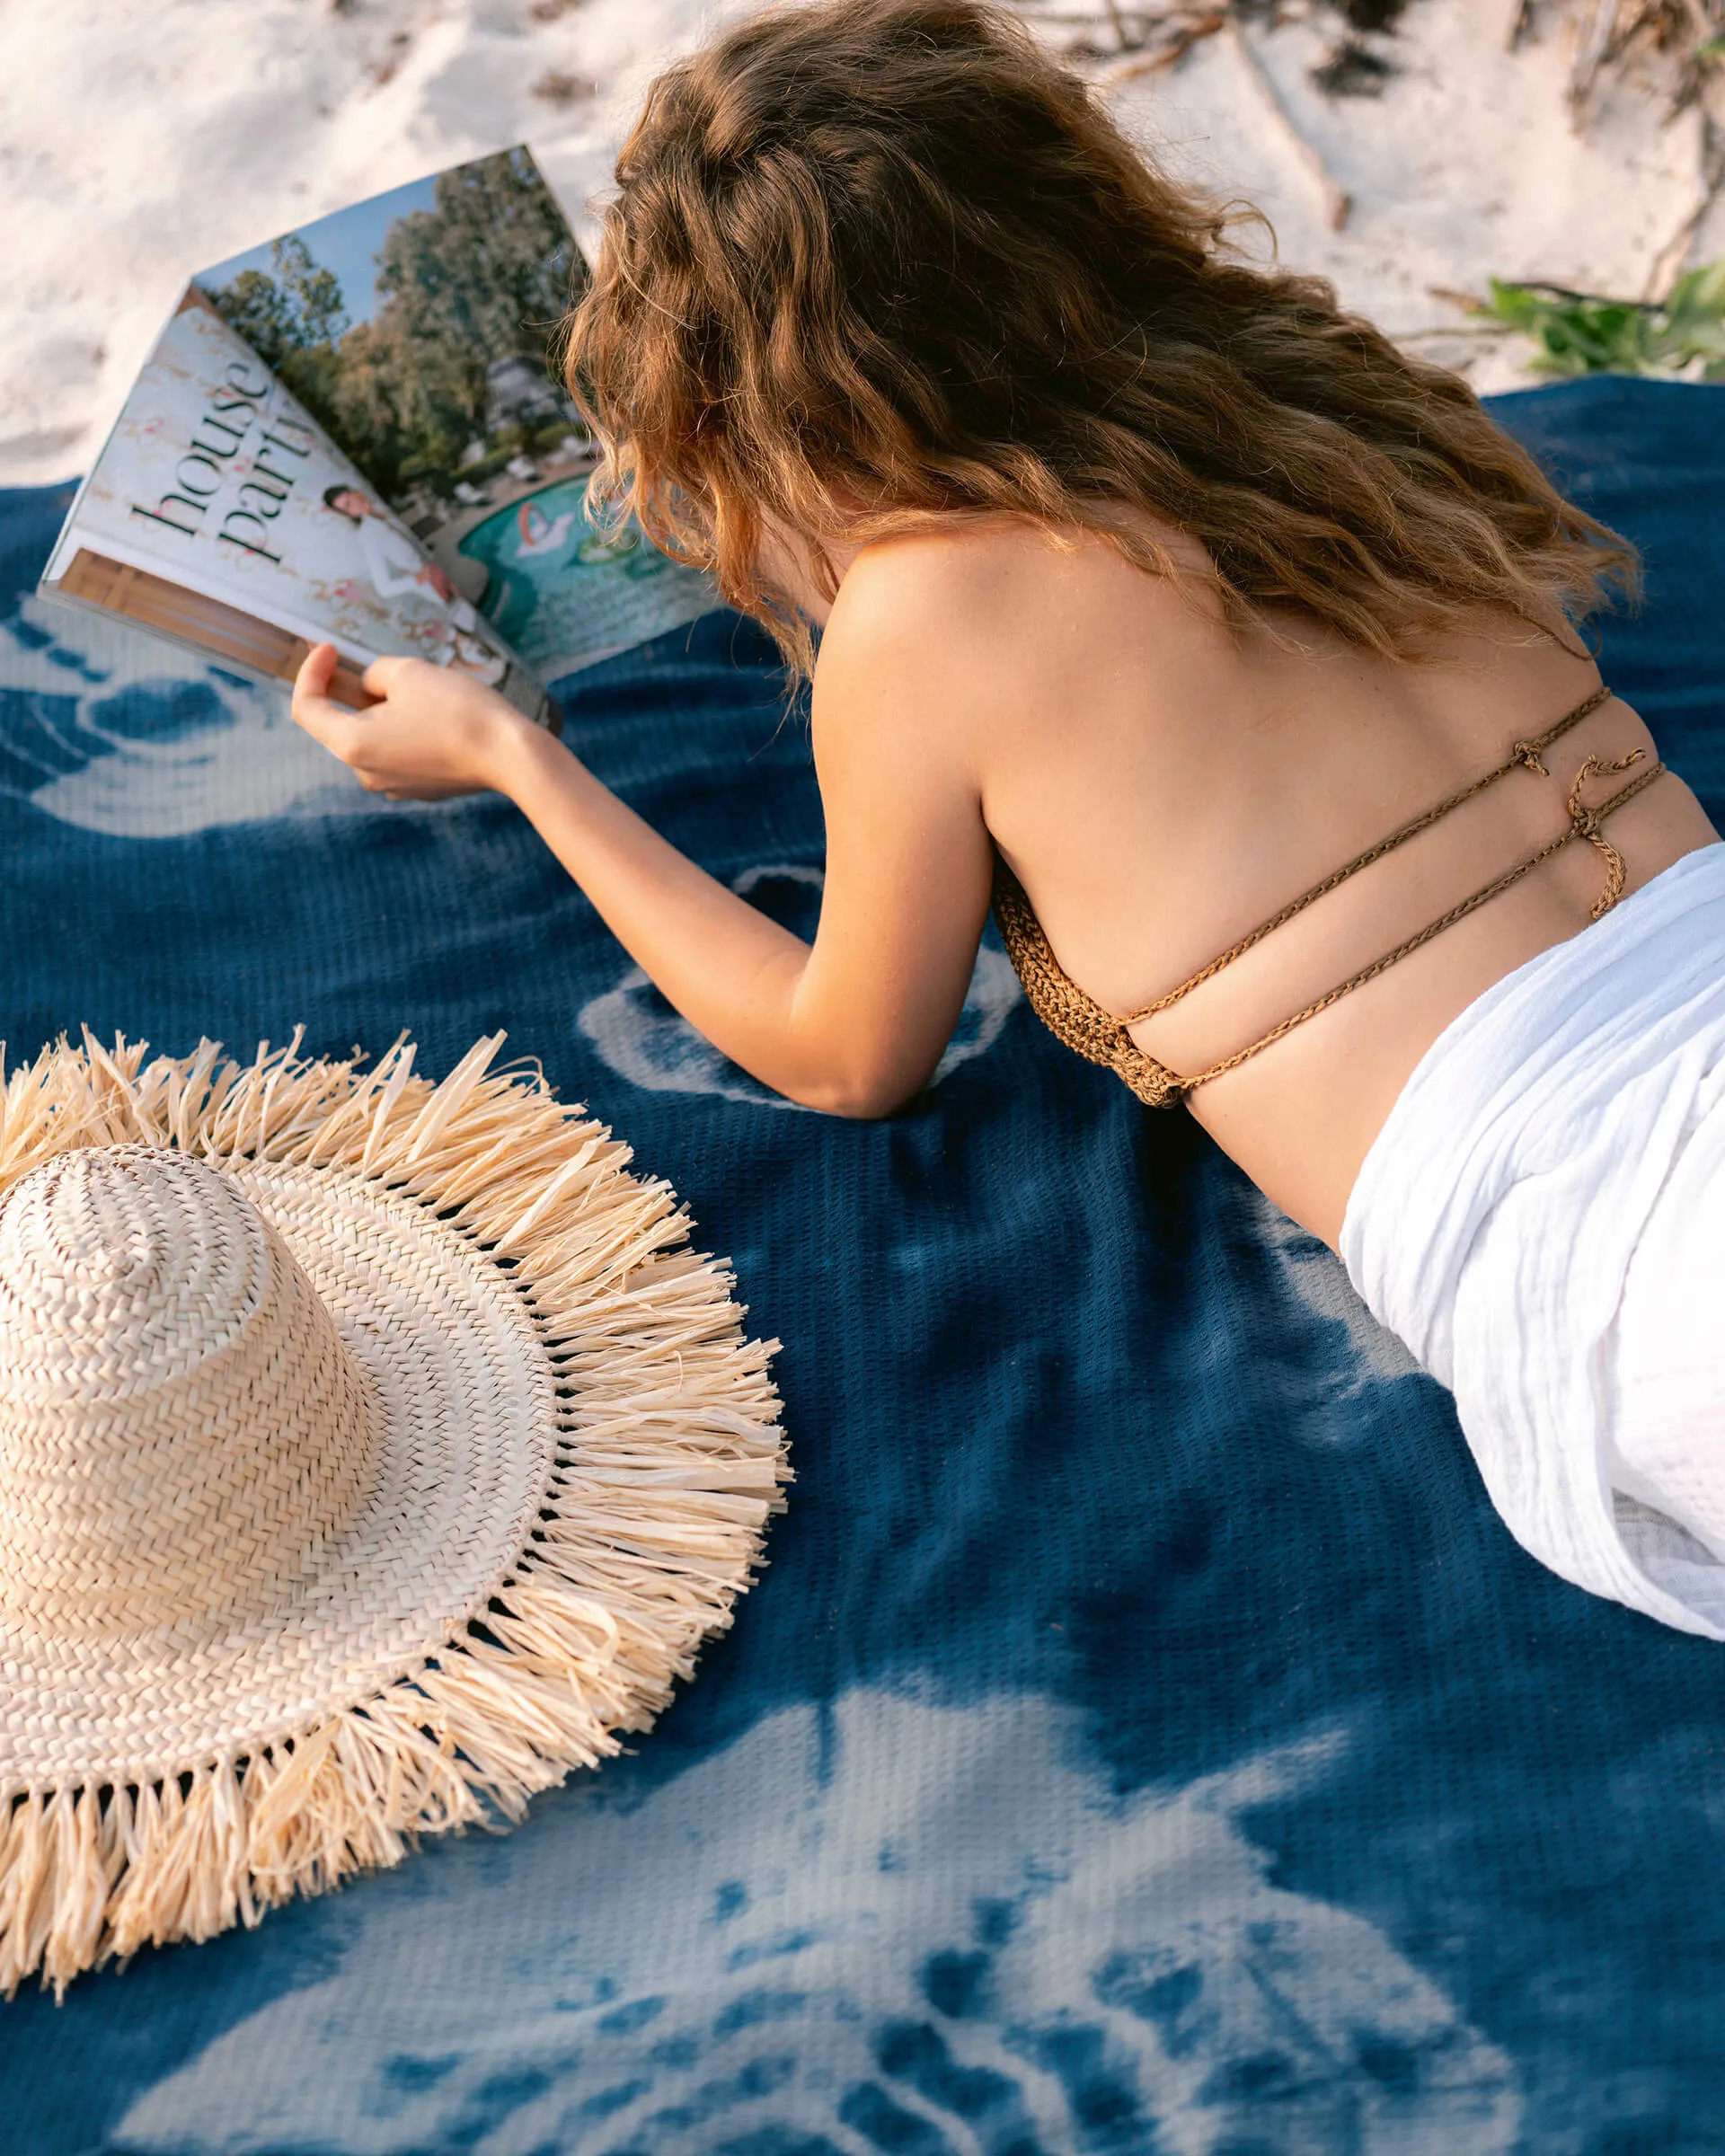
[0,1030,788,1997]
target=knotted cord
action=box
[992,686,1668,1109]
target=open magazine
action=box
[40,148,715,723]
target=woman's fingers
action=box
[362,652,420,699]
[297,640,339,695]
[292,644,499,800]
[291,641,360,747]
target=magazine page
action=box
[42,288,547,721]
[192,147,716,684]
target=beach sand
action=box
[1,0,1720,486]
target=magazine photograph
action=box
[40,147,715,718]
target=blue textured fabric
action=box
[1,376,1723,2154]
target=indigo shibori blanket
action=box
[2,377,1724,2154]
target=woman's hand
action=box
[290,551,995,1119]
[291,641,531,801]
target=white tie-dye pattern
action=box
[116,1690,1519,2156]
[578,862,1022,1109]
[1246,1188,1423,1400]
[2,594,375,835]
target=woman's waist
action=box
[1133,789,1721,1246]
[1330,837,1725,1371]
[1167,887,1632,1241]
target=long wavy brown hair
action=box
[562,0,1633,675]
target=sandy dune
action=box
[1,0,1719,486]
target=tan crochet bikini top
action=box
[993,685,1668,1109]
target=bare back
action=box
[815,521,1720,1247]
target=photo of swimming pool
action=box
[459,477,715,683]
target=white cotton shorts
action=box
[1340,840,1725,1638]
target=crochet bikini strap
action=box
[989,685,1659,1109]
[1119,684,1613,1025]
[990,857,1187,1108]
[1174,748,1665,1093]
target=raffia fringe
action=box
[0,1029,789,1998]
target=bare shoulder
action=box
[822,519,1098,659]
[823,514,1208,670]
[814,518,1180,760]
[839,516,1061,605]
[809,528,1009,782]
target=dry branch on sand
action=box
[1526,0,1725,122]
[1018,0,1725,355]
[1535,1,1725,296]
[1017,2,1363,225]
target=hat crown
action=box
[0,1146,375,1639]
[4,1145,175,1307]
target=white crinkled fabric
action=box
[1341,841,1725,1639]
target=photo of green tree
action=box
[199,148,589,529]
[177,145,712,682]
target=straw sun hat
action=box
[0,1029,787,1997]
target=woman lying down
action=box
[295,0,1725,1639]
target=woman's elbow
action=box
[826,1083,914,1120]
[791,1064,926,1120]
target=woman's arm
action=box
[291,625,995,1116]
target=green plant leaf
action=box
[1478,260,1725,381]
[1659,262,1725,365]
[1482,278,1546,331]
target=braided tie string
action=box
[1567,748,1644,917]
[989,685,1664,1109]
[1174,747,1667,1094]
[1119,684,1613,1026]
